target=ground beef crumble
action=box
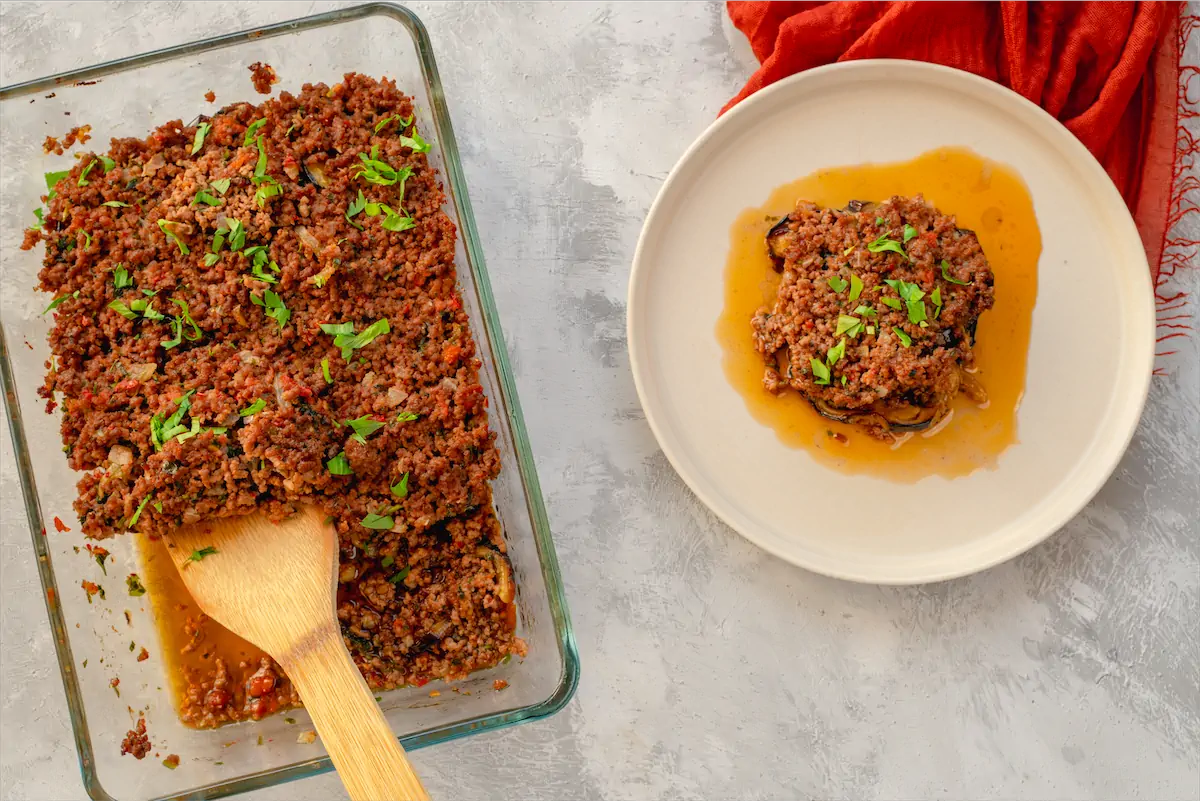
[43,124,92,155]
[121,717,150,759]
[30,73,524,729]
[249,62,278,94]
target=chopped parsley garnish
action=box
[239,398,267,417]
[185,546,218,563]
[81,230,93,249]
[903,224,918,243]
[191,122,211,155]
[43,291,79,314]
[381,555,395,568]
[396,411,418,423]
[203,253,220,267]
[108,300,137,320]
[940,259,969,285]
[242,245,280,284]
[361,513,394,530]
[321,358,332,384]
[390,472,409,499]
[77,159,98,187]
[398,130,431,153]
[211,178,231,195]
[126,574,146,597]
[374,113,412,133]
[127,496,151,528]
[130,297,164,321]
[150,390,195,450]
[254,177,283,207]
[102,200,130,208]
[931,287,943,319]
[226,219,246,251]
[875,216,884,225]
[353,144,413,189]
[842,245,854,256]
[251,289,290,330]
[191,188,222,207]
[100,155,116,173]
[848,273,863,301]
[827,275,848,293]
[810,358,831,385]
[157,220,190,254]
[835,314,864,338]
[866,234,907,260]
[380,205,415,232]
[320,318,390,362]
[892,326,912,347]
[853,304,877,318]
[884,278,927,324]
[346,189,368,229]
[866,325,876,335]
[343,415,384,444]
[45,169,71,201]
[326,452,353,475]
[31,207,44,229]
[826,337,846,367]
[882,297,902,309]
[387,566,411,584]
[243,118,267,146]
[153,501,163,513]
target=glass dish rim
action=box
[0,3,580,799]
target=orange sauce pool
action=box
[135,532,268,724]
[717,147,1040,481]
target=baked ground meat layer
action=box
[27,74,523,726]
[752,195,995,436]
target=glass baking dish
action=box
[0,3,578,799]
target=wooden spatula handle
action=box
[281,624,430,801]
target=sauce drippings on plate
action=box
[717,147,1040,480]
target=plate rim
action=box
[626,58,1155,585]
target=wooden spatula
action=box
[165,506,430,801]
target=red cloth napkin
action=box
[723,1,1183,284]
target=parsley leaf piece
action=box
[353,145,413,189]
[323,319,390,362]
[931,287,943,319]
[810,358,831,385]
[884,278,925,303]
[906,299,927,325]
[77,159,98,187]
[102,200,130,208]
[150,390,196,450]
[127,496,151,528]
[43,290,79,314]
[321,357,332,385]
[185,546,218,563]
[866,234,908,260]
[203,253,220,267]
[343,415,384,444]
[254,178,283,207]
[842,245,854,256]
[108,300,137,320]
[866,325,876,335]
[374,114,400,133]
[252,135,268,179]
[940,259,969,285]
[319,322,355,335]
[250,289,290,331]
[361,513,394,531]
[849,273,863,301]
[826,337,846,366]
[853,304,877,318]
[243,118,267,146]
[170,298,203,341]
[161,317,184,350]
[45,169,71,201]
[326,452,353,475]
[239,398,267,417]
[903,224,918,243]
[379,204,415,232]
[191,188,222,207]
[381,555,395,568]
[398,130,431,153]
[157,220,190,254]
[113,265,132,289]
[827,275,848,293]
[387,566,411,584]
[210,178,231,195]
[191,122,211,155]
[100,155,116,173]
[835,315,862,337]
[875,216,884,225]
[32,207,45,229]
[390,472,410,499]
[126,574,146,596]
[892,326,912,347]
[882,297,902,309]
[396,411,418,423]
[346,189,368,229]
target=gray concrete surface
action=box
[2,3,1197,800]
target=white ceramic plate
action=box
[627,60,1154,584]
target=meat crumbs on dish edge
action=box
[26,73,524,728]
[752,195,995,439]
